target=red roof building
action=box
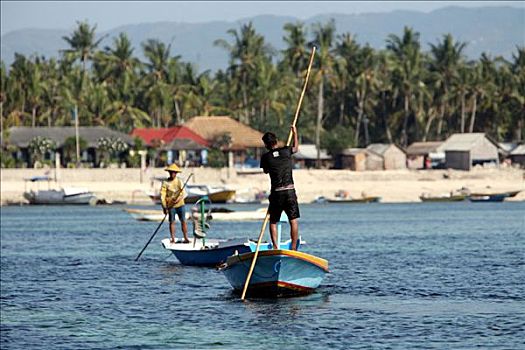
[130,127,209,147]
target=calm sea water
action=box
[1,202,524,349]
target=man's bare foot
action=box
[183,239,190,243]
[170,238,176,243]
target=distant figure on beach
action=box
[161,164,190,244]
[260,126,300,250]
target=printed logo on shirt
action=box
[272,151,279,157]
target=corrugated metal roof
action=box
[366,143,390,156]
[406,141,443,155]
[511,144,525,155]
[439,133,489,151]
[7,126,134,148]
[293,144,330,160]
[183,116,264,150]
[340,148,367,156]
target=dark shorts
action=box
[268,190,300,223]
[168,206,186,223]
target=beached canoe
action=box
[161,238,301,267]
[221,249,329,297]
[419,194,467,202]
[326,196,381,203]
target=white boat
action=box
[124,207,266,222]
[23,187,96,205]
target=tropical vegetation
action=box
[1,21,524,163]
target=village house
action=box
[336,148,367,171]
[4,126,134,167]
[366,143,407,170]
[440,133,499,170]
[293,144,331,169]
[182,116,265,167]
[509,144,525,168]
[131,126,208,166]
[405,141,444,169]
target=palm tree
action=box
[468,54,495,133]
[62,21,104,77]
[333,33,360,129]
[354,45,380,146]
[40,58,61,127]
[453,62,471,133]
[282,22,308,76]
[25,58,44,127]
[386,26,423,147]
[375,51,395,143]
[215,22,273,124]
[142,39,173,127]
[510,46,525,141]
[428,34,467,138]
[0,62,6,144]
[311,20,336,168]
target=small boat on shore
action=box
[313,190,381,204]
[23,175,97,205]
[420,193,467,202]
[468,193,510,202]
[24,187,97,205]
[327,196,381,203]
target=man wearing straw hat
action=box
[260,125,300,250]
[161,164,190,243]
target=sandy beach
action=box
[1,167,523,205]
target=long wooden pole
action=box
[135,173,194,261]
[241,46,316,300]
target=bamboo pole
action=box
[240,46,316,300]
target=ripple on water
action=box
[1,203,525,349]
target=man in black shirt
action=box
[260,126,300,250]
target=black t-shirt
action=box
[260,146,295,191]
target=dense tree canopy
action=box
[1,20,524,159]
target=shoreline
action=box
[1,167,524,205]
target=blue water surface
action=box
[1,202,524,349]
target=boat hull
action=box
[162,239,301,267]
[468,194,509,202]
[125,208,265,222]
[23,190,96,205]
[222,250,328,297]
[161,238,250,266]
[326,196,381,203]
[420,195,466,202]
[148,190,236,204]
[186,190,236,204]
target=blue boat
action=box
[468,193,509,202]
[220,212,328,297]
[468,190,521,202]
[221,249,329,297]
[161,238,300,267]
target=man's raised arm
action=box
[291,125,299,154]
